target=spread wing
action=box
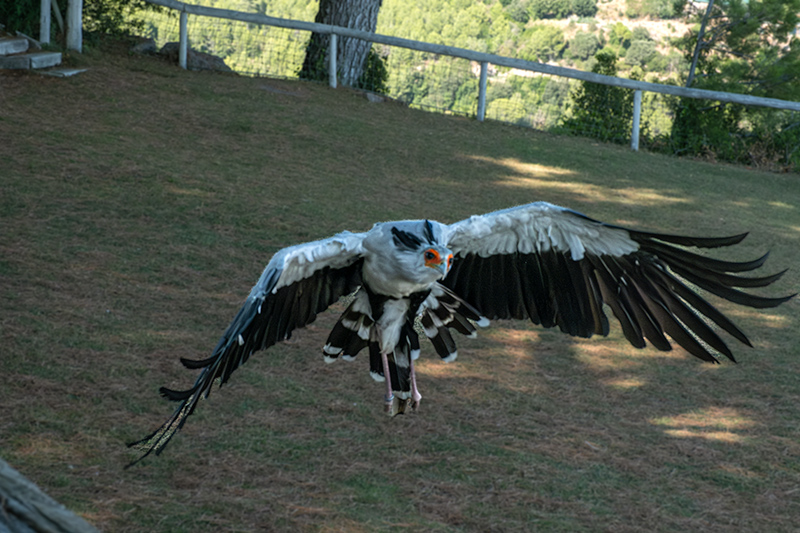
[127,231,367,465]
[442,202,793,361]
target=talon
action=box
[385,394,406,416]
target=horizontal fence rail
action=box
[147,0,800,113]
[141,0,800,161]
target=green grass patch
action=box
[1,38,799,532]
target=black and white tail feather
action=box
[128,202,794,466]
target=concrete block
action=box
[0,37,28,56]
[29,51,61,68]
[0,54,30,69]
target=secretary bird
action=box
[127,202,793,465]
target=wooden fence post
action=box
[179,10,188,69]
[631,89,642,151]
[40,0,51,44]
[329,33,338,88]
[477,61,488,122]
[1,458,100,532]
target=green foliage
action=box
[83,0,159,35]
[297,41,389,95]
[560,51,636,144]
[670,99,743,159]
[0,0,41,36]
[0,0,161,41]
[625,0,682,18]
[670,0,800,167]
[669,99,800,169]
[519,24,566,62]
[568,31,600,61]
[677,0,800,97]
[528,0,597,19]
[504,0,531,24]
[631,26,652,42]
[607,22,633,54]
[488,93,528,124]
[125,0,796,168]
[297,40,328,82]
[355,47,389,94]
[625,39,657,68]
[571,0,598,17]
[529,0,572,19]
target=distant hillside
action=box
[177,0,693,80]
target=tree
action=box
[607,22,633,54]
[83,0,157,35]
[528,0,571,19]
[568,31,600,61]
[299,0,383,87]
[670,0,800,167]
[571,0,598,17]
[0,0,158,38]
[561,51,636,144]
[626,0,682,18]
[519,24,566,62]
[0,0,40,35]
[676,0,800,99]
[487,93,528,125]
[625,39,657,68]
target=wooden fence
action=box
[144,0,800,151]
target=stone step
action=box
[0,36,29,56]
[0,51,62,69]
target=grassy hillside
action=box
[1,41,799,532]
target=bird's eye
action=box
[423,249,441,267]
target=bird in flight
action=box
[128,202,793,465]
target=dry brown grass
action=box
[1,38,799,532]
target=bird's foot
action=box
[384,393,398,416]
[384,392,420,416]
[410,389,421,412]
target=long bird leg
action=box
[381,351,396,415]
[409,355,421,411]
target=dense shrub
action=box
[571,0,598,17]
[625,0,681,19]
[568,31,600,61]
[625,39,657,68]
[560,51,636,144]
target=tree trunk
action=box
[300,0,383,87]
[686,0,714,87]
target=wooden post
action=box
[51,0,65,34]
[631,90,642,151]
[0,458,100,532]
[40,0,51,44]
[179,10,188,69]
[66,0,82,52]
[329,33,338,88]
[477,61,488,122]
